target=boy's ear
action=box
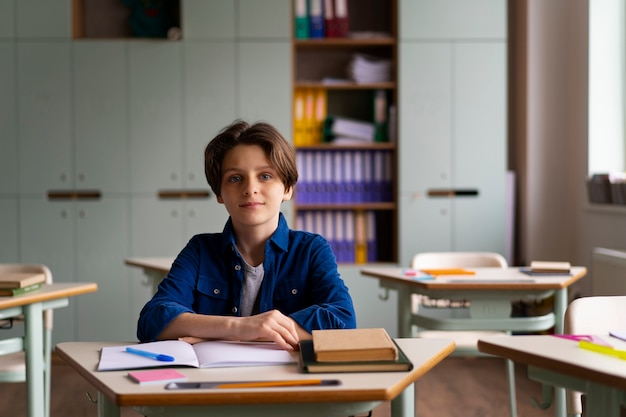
[283,186,294,202]
[216,195,224,204]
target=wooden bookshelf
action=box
[291,0,398,264]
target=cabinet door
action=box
[0,0,14,38]
[0,198,18,262]
[182,0,235,39]
[400,0,506,40]
[129,42,183,193]
[183,41,236,188]
[238,42,291,135]
[452,42,506,251]
[19,198,76,344]
[18,42,72,194]
[73,42,129,193]
[238,0,291,39]
[16,0,70,39]
[0,41,17,194]
[185,199,230,236]
[75,198,134,341]
[131,197,188,257]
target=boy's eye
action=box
[228,175,242,183]
[260,173,272,181]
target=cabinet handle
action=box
[427,189,479,198]
[157,190,211,200]
[47,190,102,200]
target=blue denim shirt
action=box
[137,213,357,342]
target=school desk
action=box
[360,266,586,417]
[478,334,626,417]
[0,282,98,417]
[125,257,173,293]
[55,338,454,417]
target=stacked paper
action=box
[348,54,392,84]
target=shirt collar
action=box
[220,213,289,255]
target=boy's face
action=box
[217,144,293,231]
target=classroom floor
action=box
[0,355,563,417]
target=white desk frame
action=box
[0,283,98,417]
[56,338,455,417]
[478,334,626,417]
[125,257,174,294]
[360,266,587,417]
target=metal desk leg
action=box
[24,302,44,417]
[553,288,567,417]
[98,392,121,417]
[391,383,415,417]
[397,290,413,338]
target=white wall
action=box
[514,0,626,298]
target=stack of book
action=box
[0,272,46,296]
[299,328,413,373]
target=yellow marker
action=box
[579,340,626,360]
[216,379,326,389]
[421,268,475,276]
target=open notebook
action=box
[98,340,297,371]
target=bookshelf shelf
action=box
[291,0,398,264]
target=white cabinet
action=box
[0,41,17,194]
[183,41,237,186]
[238,42,291,134]
[15,0,70,39]
[73,41,129,193]
[0,198,18,262]
[17,42,72,194]
[181,0,235,39]
[398,0,507,265]
[129,41,183,194]
[19,197,134,343]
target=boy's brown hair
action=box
[204,120,298,197]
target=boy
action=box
[137,120,356,350]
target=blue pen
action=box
[126,346,175,362]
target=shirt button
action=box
[213,288,220,295]
[232,307,238,313]
[291,288,298,295]
[234,265,241,271]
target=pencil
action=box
[216,379,325,389]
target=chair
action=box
[563,295,626,417]
[411,251,518,417]
[0,264,53,417]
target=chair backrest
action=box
[411,252,508,269]
[564,295,626,334]
[0,264,53,330]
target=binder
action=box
[344,211,355,263]
[293,0,309,39]
[353,150,364,203]
[303,88,316,145]
[321,151,333,203]
[308,0,325,39]
[373,150,384,202]
[324,211,338,259]
[342,151,354,203]
[313,89,327,144]
[333,0,349,38]
[354,210,367,264]
[383,151,393,201]
[304,151,315,204]
[295,151,306,203]
[323,0,336,37]
[313,151,324,203]
[373,90,388,143]
[362,150,374,202]
[293,89,306,146]
[314,210,324,236]
[332,152,343,203]
[334,211,346,262]
[366,211,377,262]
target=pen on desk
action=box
[578,340,626,360]
[165,379,341,390]
[125,346,175,362]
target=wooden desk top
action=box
[361,266,587,291]
[478,334,626,391]
[125,257,174,274]
[56,338,455,407]
[0,282,98,309]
